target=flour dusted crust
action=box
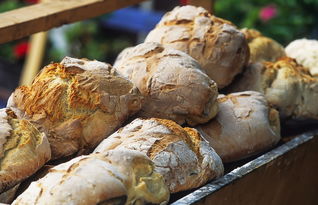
[12,149,169,205]
[285,38,318,76]
[7,57,144,159]
[229,57,318,120]
[0,108,50,193]
[94,118,224,193]
[114,42,218,126]
[145,5,249,88]
[241,28,285,63]
[196,91,281,162]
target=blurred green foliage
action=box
[214,0,318,45]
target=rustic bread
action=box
[0,108,50,194]
[285,38,318,76]
[228,57,318,120]
[94,118,224,193]
[12,149,169,205]
[196,91,281,163]
[144,5,249,88]
[7,57,144,159]
[114,42,219,126]
[241,28,285,63]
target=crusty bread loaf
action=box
[0,108,50,193]
[145,5,249,88]
[285,38,318,76]
[228,57,318,120]
[241,28,285,63]
[12,149,170,205]
[114,42,219,126]
[94,118,224,193]
[7,57,144,159]
[196,91,281,163]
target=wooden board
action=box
[173,133,318,205]
[0,0,146,44]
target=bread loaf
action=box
[145,5,249,88]
[0,108,50,193]
[7,57,144,159]
[285,38,318,76]
[228,57,318,120]
[0,184,19,204]
[196,91,281,162]
[94,118,224,193]
[241,28,285,63]
[12,149,170,205]
[114,42,218,126]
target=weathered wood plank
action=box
[196,136,318,205]
[0,0,146,44]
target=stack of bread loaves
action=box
[5,4,318,205]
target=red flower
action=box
[259,4,277,22]
[180,0,188,5]
[14,42,29,59]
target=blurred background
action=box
[0,0,317,107]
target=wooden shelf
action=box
[0,0,146,44]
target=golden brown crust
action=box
[0,108,50,193]
[8,57,143,159]
[241,28,285,63]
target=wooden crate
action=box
[172,131,318,205]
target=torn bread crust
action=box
[241,28,286,63]
[229,57,318,120]
[114,42,219,126]
[285,38,318,76]
[94,118,224,193]
[0,108,51,194]
[196,91,281,163]
[7,57,144,159]
[145,5,249,88]
[12,149,170,205]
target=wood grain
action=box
[0,0,146,44]
[195,136,318,205]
